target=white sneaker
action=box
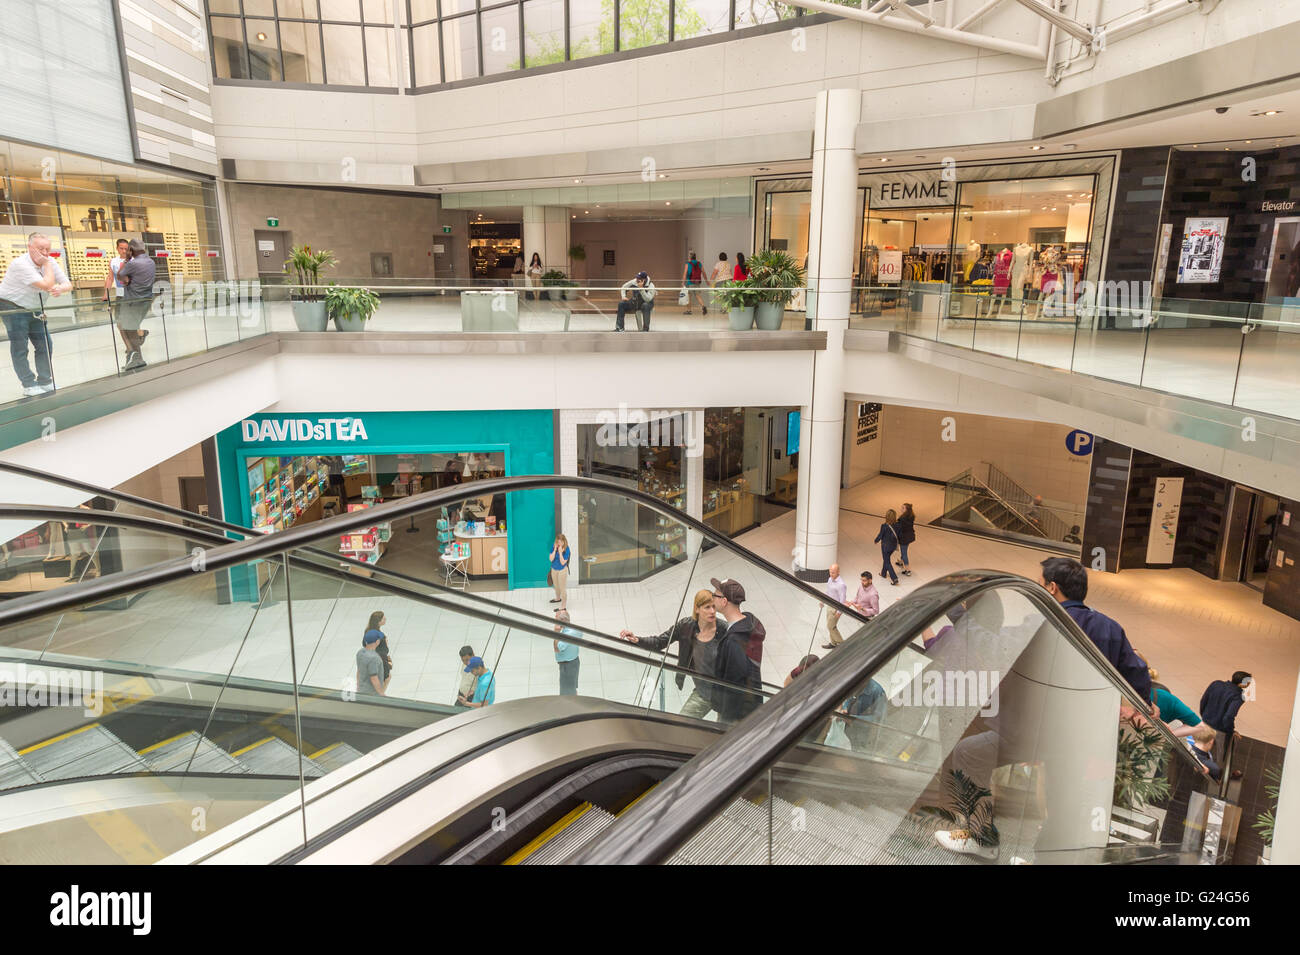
[22,385,44,396]
[36,382,54,394]
[934,829,999,861]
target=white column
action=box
[794,88,860,576]
[523,206,572,276]
[1269,669,1300,863]
[685,410,704,557]
[523,205,546,276]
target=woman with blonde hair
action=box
[873,509,901,586]
[619,588,721,719]
[548,533,570,609]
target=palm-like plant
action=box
[921,769,1000,848]
[714,278,758,309]
[747,248,806,305]
[1113,716,1172,810]
[1253,763,1283,847]
[283,245,337,303]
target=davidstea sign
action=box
[240,417,369,442]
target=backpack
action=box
[689,260,703,282]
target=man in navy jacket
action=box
[1039,558,1152,706]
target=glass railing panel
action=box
[1233,302,1300,418]
[1067,301,1147,385]
[0,299,121,403]
[936,291,978,349]
[1139,309,1241,405]
[659,586,1219,865]
[1008,294,1075,372]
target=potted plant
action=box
[283,245,337,332]
[715,279,758,330]
[541,269,568,301]
[325,284,381,331]
[748,248,805,330]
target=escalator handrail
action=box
[566,569,1215,865]
[0,503,783,706]
[0,464,856,688]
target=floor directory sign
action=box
[1146,476,1184,564]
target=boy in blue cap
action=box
[458,656,496,708]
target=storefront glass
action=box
[703,407,798,537]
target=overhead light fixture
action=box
[1029,145,1044,151]
[1192,144,1198,148]
[256,31,267,41]
[879,158,889,163]
[659,173,667,179]
[1259,110,1282,116]
[665,201,671,205]
[1245,140,1253,144]
[574,178,582,183]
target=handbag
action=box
[677,288,689,306]
[547,568,554,586]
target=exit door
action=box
[254,230,290,283]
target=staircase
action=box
[941,463,1077,549]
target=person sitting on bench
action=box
[615,271,656,331]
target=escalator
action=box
[0,470,1227,865]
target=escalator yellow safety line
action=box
[137,731,194,756]
[231,737,275,758]
[309,742,342,760]
[503,803,594,866]
[18,722,99,755]
[98,676,156,716]
[617,784,657,816]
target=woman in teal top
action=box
[1153,686,1201,738]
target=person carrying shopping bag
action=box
[549,533,570,609]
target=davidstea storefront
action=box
[215,410,555,596]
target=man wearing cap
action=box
[356,629,388,696]
[458,655,496,708]
[454,645,476,709]
[710,577,767,723]
[553,609,581,696]
[614,270,656,332]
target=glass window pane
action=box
[208,0,241,13]
[281,20,325,83]
[621,0,668,51]
[245,20,284,81]
[734,0,793,29]
[323,24,367,84]
[364,26,396,85]
[676,0,729,39]
[321,0,361,20]
[363,0,392,23]
[411,0,440,23]
[442,0,474,14]
[524,0,565,67]
[480,5,520,75]
[280,0,320,17]
[412,22,442,86]
[210,17,250,79]
[441,16,478,81]
[244,0,276,16]
[569,0,611,60]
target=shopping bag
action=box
[824,718,852,750]
[677,288,689,306]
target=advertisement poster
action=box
[1176,217,1228,283]
[1145,476,1184,564]
[878,249,902,285]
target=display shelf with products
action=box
[248,454,327,533]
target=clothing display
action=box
[1011,242,1033,301]
[992,248,1012,292]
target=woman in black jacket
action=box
[895,502,916,576]
[874,510,901,585]
[619,590,719,719]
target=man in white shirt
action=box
[0,233,71,396]
[823,563,848,649]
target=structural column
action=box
[1270,670,1300,863]
[794,88,860,578]
[522,205,572,276]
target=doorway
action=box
[253,229,290,283]
[1221,485,1282,592]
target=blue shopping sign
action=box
[1065,429,1094,456]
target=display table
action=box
[453,521,509,577]
[773,470,798,504]
[440,549,469,589]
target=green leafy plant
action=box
[714,278,758,309]
[920,769,999,848]
[324,284,381,324]
[541,269,568,287]
[1113,716,1172,810]
[747,248,806,305]
[568,244,587,262]
[283,245,337,302]
[1253,763,1283,847]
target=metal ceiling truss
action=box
[783,0,1210,77]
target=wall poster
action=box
[1176,217,1228,284]
[1146,476,1185,564]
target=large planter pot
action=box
[755,301,785,330]
[333,311,367,332]
[728,306,756,330]
[291,300,328,332]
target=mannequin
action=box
[1011,241,1033,307]
[991,247,1013,316]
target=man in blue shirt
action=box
[458,656,495,708]
[553,609,581,696]
[1039,558,1152,706]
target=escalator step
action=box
[670,813,767,865]
[0,738,44,790]
[231,737,325,778]
[309,742,365,774]
[20,724,148,781]
[140,732,247,775]
[518,804,617,866]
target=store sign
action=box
[1145,476,1184,564]
[240,417,369,442]
[855,402,881,446]
[878,250,902,284]
[1064,429,1094,456]
[1262,200,1298,213]
[870,172,955,209]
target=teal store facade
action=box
[215,410,556,596]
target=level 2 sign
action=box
[1065,429,1094,456]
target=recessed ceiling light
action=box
[665,201,671,205]
[1245,140,1252,144]
[1192,144,1198,148]
[1261,110,1282,116]
[1030,145,1044,151]
[256,31,267,40]
[659,174,667,179]
[574,178,581,183]
[880,158,889,162]
[1051,207,1058,211]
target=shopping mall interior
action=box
[2,0,1300,887]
